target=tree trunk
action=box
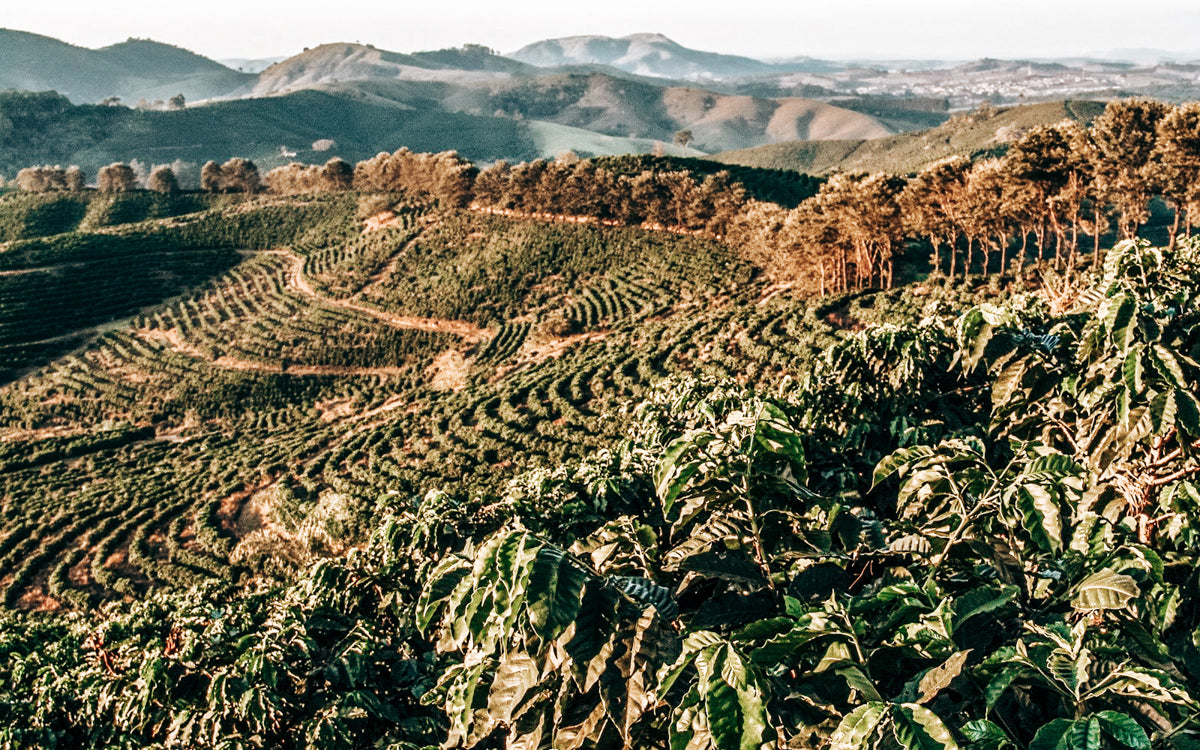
[1168,202,1181,251]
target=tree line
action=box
[10,98,1200,294]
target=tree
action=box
[1005,123,1074,265]
[1151,102,1200,248]
[97,162,138,193]
[64,166,85,192]
[200,161,222,193]
[1090,98,1170,240]
[900,157,969,277]
[673,129,694,149]
[220,158,260,194]
[14,166,68,192]
[168,93,186,110]
[322,158,354,191]
[147,166,179,194]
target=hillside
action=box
[508,32,775,79]
[251,42,536,95]
[0,28,251,104]
[0,192,826,602]
[0,78,891,180]
[0,89,540,178]
[1,181,1199,750]
[332,73,894,153]
[711,99,1107,173]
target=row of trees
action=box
[351,148,477,207]
[263,158,354,194]
[10,99,1200,293]
[730,99,1200,293]
[15,163,179,194]
[471,158,749,236]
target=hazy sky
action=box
[5,0,1200,61]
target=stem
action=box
[743,416,776,594]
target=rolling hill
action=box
[0,88,714,180]
[710,99,1108,174]
[508,32,775,79]
[319,73,895,153]
[251,42,537,95]
[0,28,252,104]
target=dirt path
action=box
[135,329,412,377]
[349,220,432,300]
[268,249,490,344]
[470,204,719,240]
[0,262,89,278]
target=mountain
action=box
[508,33,774,79]
[220,56,288,74]
[0,88,710,179]
[710,99,1106,175]
[309,73,894,153]
[0,28,251,104]
[252,42,537,95]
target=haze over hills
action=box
[0,28,252,104]
[251,42,537,95]
[711,99,1107,175]
[508,32,778,79]
[5,26,1200,178]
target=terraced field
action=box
[0,191,949,609]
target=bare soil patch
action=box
[428,348,470,392]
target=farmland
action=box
[0,178,1198,750]
[0,190,848,609]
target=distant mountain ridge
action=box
[252,42,537,95]
[508,33,775,79]
[711,100,1107,175]
[0,28,252,103]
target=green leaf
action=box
[1174,389,1200,437]
[416,556,470,634]
[704,649,774,750]
[829,703,887,750]
[1150,389,1179,434]
[1028,719,1073,750]
[526,546,589,641]
[1061,717,1102,750]
[1012,484,1064,554]
[1123,346,1145,395]
[754,402,807,479]
[991,359,1029,412]
[872,445,937,489]
[1105,294,1136,353]
[983,665,1026,710]
[1072,569,1140,611]
[1095,712,1151,750]
[661,461,703,516]
[655,436,698,505]
[951,586,1016,633]
[1150,345,1187,389]
[822,659,883,702]
[658,631,724,697]
[962,719,1011,746]
[488,652,539,726]
[1024,453,1084,478]
[893,704,960,750]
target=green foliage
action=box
[592,154,824,208]
[6,193,1200,750]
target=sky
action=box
[4,0,1200,62]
